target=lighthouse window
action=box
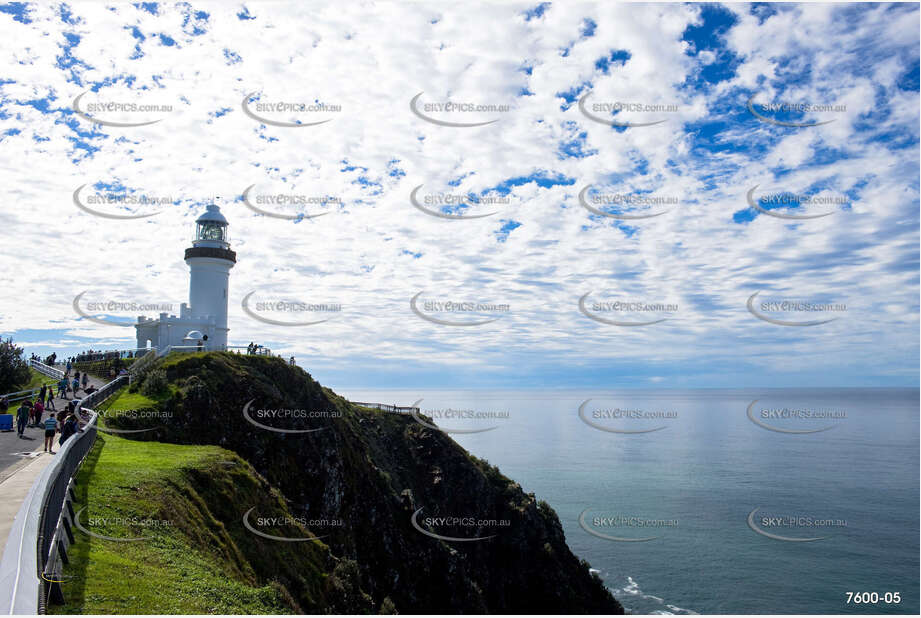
[198,222,225,241]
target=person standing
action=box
[72,376,80,397]
[58,376,68,400]
[43,413,58,453]
[45,387,55,411]
[82,372,89,390]
[16,400,31,438]
[31,399,44,427]
[59,414,78,445]
[38,384,47,406]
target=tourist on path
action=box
[45,388,55,411]
[59,414,79,445]
[58,377,68,400]
[43,413,58,453]
[31,399,44,427]
[72,376,80,397]
[82,373,89,389]
[16,400,31,437]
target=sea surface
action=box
[339,387,919,615]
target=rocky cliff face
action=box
[121,353,622,614]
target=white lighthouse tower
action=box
[185,205,235,349]
[135,204,236,352]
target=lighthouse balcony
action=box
[184,246,237,263]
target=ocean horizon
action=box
[340,387,920,615]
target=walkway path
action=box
[0,366,108,552]
[0,367,107,482]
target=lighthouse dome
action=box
[196,204,228,225]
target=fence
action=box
[0,388,47,410]
[28,360,64,382]
[227,345,275,356]
[71,348,150,363]
[0,375,126,614]
[127,348,158,385]
[0,361,64,411]
[350,402,420,415]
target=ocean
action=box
[339,387,919,615]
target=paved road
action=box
[0,368,107,484]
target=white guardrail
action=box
[0,375,126,614]
[28,361,64,382]
[0,362,64,410]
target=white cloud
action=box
[0,2,916,386]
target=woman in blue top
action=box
[43,413,58,454]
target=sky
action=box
[0,2,918,389]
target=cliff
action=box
[107,352,622,614]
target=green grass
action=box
[158,350,212,368]
[52,435,297,615]
[2,370,56,410]
[99,389,161,413]
[23,368,57,390]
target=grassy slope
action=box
[54,436,292,614]
[23,368,56,391]
[99,389,160,413]
[53,395,365,614]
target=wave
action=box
[609,575,697,615]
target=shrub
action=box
[0,337,30,394]
[141,368,168,398]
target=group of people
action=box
[57,371,90,400]
[14,383,82,454]
[71,349,134,363]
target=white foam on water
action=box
[667,603,698,614]
[608,575,697,615]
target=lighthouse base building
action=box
[136,204,236,353]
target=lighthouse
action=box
[135,204,236,353]
[185,205,236,349]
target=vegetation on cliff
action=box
[59,352,621,614]
[53,434,370,614]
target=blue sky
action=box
[0,2,918,389]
